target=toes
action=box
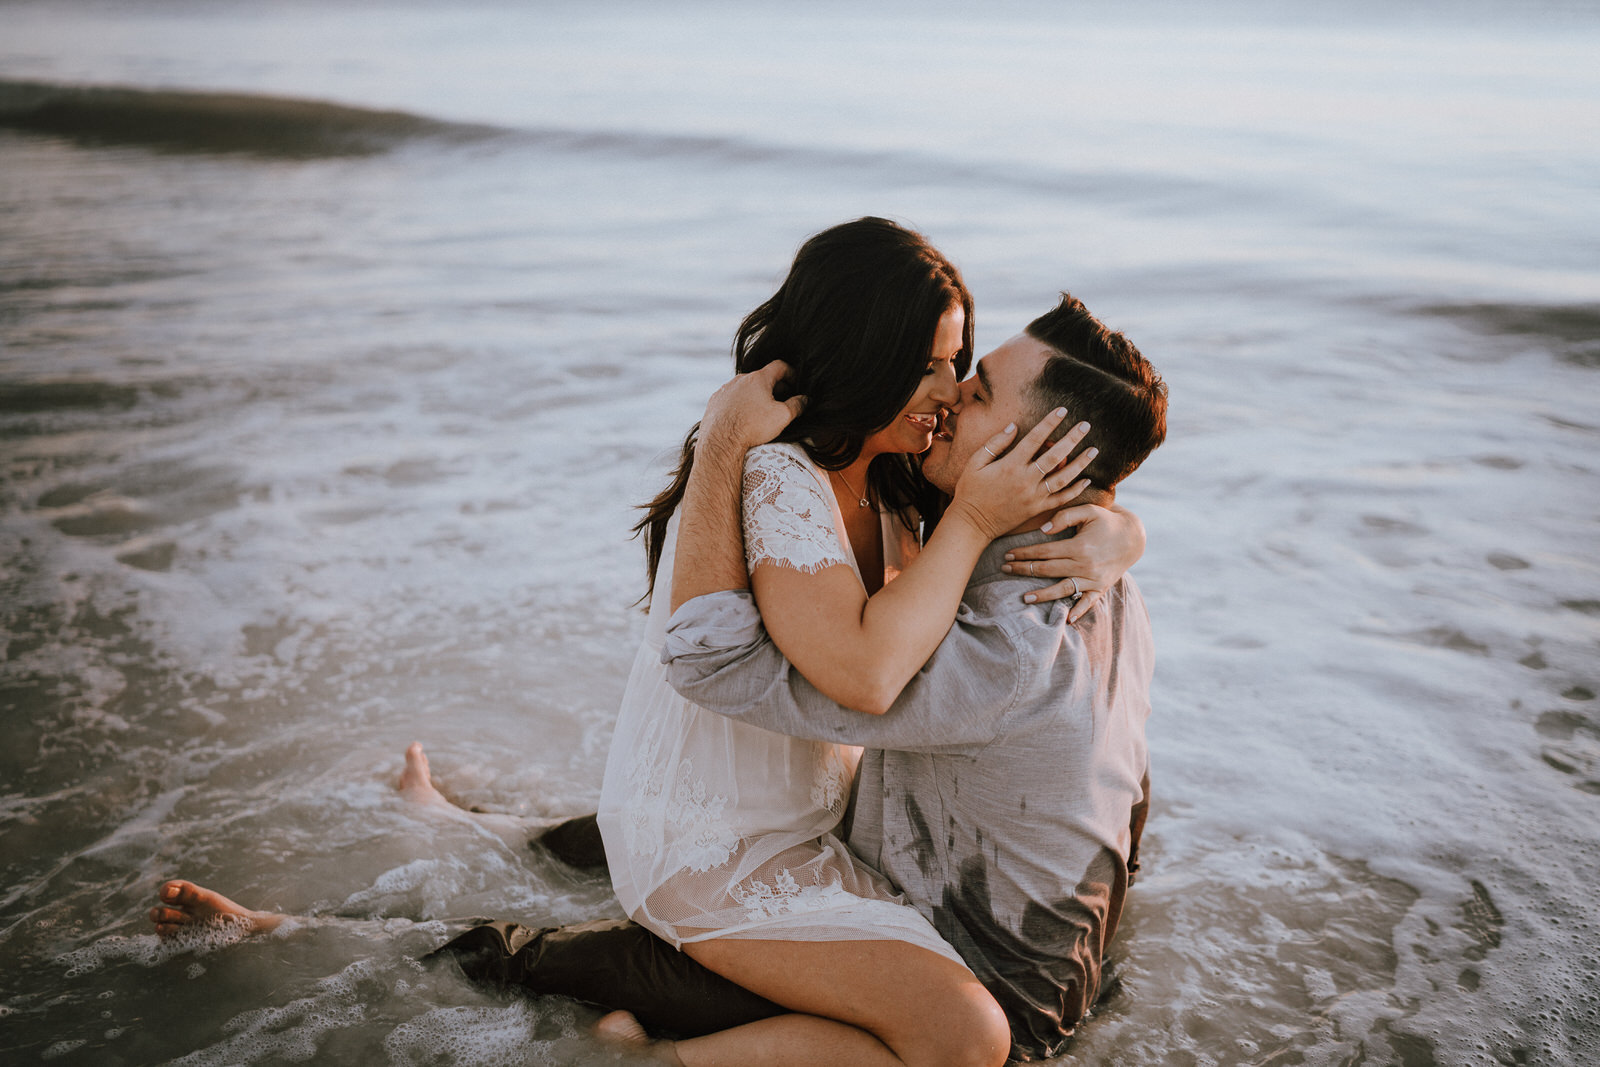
[596,1010,651,1046]
[162,880,198,905]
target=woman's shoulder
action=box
[745,440,811,466]
[743,441,819,482]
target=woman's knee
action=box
[905,984,1010,1067]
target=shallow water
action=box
[2,1,1598,1064]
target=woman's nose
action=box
[931,363,960,405]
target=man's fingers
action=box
[784,394,808,420]
[757,359,792,384]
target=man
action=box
[152,293,1166,1062]
[656,292,1167,1060]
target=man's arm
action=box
[670,362,805,613]
[662,589,1040,752]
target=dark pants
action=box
[427,918,783,1037]
[428,814,782,1036]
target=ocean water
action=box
[1,1,1597,1063]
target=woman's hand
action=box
[943,409,1098,542]
[1001,505,1147,622]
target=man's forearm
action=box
[662,589,1022,752]
[667,360,805,612]
[670,435,750,613]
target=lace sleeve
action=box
[742,445,851,575]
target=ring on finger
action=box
[1068,576,1080,599]
[983,445,1001,459]
[1033,460,1050,477]
[1027,562,1035,577]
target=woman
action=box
[595,218,1131,1066]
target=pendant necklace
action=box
[834,468,871,509]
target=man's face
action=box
[920,332,1053,494]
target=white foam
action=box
[57,922,255,977]
[384,1003,569,1067]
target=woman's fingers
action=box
[1047,477,1091,505]
[1022,578,1086,605]
[1034,419,1091,468]
[1038,503,1101,537]
[1012,407,1070,466]
[1067,589,1105,624]
[967,422,1018,472]
[1007,505,1105,551]
[1001,555,1106,585]
[1032,423,1094,487]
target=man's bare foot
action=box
[397,741,452,808]
[595,1012,684,1065]
[149,880,285,938]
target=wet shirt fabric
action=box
[662,532,1154,1061]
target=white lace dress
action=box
[596,442,963,963]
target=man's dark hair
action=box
[1025,294,1167,489]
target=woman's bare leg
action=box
[668,939,1010,1067]
[148,880,287,937]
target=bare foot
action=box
[148,880,285,938]
[397,741,452,808]
[595,1011,684,1065]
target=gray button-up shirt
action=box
[661,531,1154,1061]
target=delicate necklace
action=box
[833,468,871,509]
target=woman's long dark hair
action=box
[635,217,973,604]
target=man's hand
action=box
[669,362,805,614]
[698,360,807,453]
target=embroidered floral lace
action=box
[594,443,963,961]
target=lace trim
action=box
[810,744,853,814]
[742,446,850,576]
[731,869,854,921]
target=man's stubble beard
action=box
[918,442,962,496]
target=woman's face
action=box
[862,304,965,458]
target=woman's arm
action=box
[999,504,1147,622]
[753,411,1093,715]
